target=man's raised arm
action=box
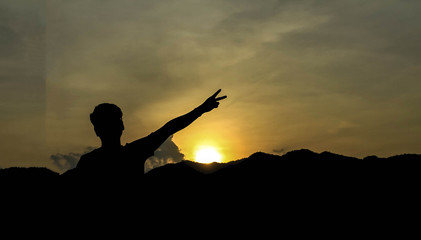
[138,89,227,151]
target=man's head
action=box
[90,103,124,141]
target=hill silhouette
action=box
[2,149,421,233]
[0,167,59,180]
[2,149,421,189]
[145,149,421,182]
[145,149,421,229]
[3,148,421,205]
[144,149,421,197]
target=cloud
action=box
[2,0,420,171]
[145,136,185,173]
[0,1,46,168]
[273,148,286,155]
[51,137,184,173]
[50,147,95,172]
[327,121,359,135]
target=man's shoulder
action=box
[77,148,101,168]
[124,139,155,160]
[80,148,101,159]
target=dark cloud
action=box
[279,1,421,60]
[0,25,20,57]
[2,0,421,171]
[0,3,21,58]
[51,147,95,172]
[50,137,184,173]
[45,0,421,159]
[0,1,46,168]
[273,148,286,154]
[145,136,185,173]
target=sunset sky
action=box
[1,0,421,173]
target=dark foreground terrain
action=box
[2,149,421,235]
[2,149,421,193]
[2,149,421,203]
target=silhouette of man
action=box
[72,89,227,181]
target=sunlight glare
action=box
[194,146,222,164]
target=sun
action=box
[194,146,223,164]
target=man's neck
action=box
[100,139,122,149]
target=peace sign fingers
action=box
[199,89,228,113]
[216,96,227,101]
[211,89,222,98]
[211,89,227,101]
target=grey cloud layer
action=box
[1,0,421,170]
[51,137,183,173]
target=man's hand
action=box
[198,89,227,113]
